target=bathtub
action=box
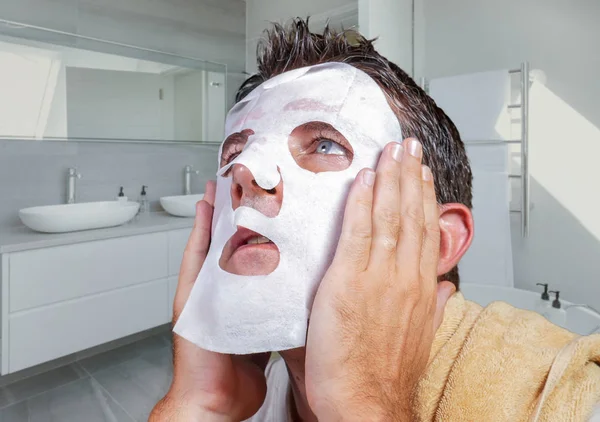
[460,283,600,336]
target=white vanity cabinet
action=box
[168,228,190,317]
[0,227,191,374]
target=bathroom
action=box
[0,0,599,420]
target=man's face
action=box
[173,63,402,354]
[218,121,354,276]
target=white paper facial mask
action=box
[174,62,401,354]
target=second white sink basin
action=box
[160,194,204,217]
[19,201,141,233]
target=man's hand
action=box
[150,181,269,422]
[305,139,456,421]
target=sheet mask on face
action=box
[174,62,402,354]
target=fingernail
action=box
[391,143,404,162]
[408,140,422,158]
[421,165,432,181]
[363,169,375,187]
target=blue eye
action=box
[316,139,346,156]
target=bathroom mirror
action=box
[0,19,227,144]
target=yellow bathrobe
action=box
[414,293,600,422]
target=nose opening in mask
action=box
[218,136,282,190]
[230,164,284,218]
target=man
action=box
[151,19,600,421]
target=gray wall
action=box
[0,140,219,228]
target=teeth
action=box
[246,235,271,245]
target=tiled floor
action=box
[0,332,173,421]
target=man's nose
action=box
[230,164,283,217]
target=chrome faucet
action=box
[564,303,600,335]
[184,165,199,195]
[67,168,82,204]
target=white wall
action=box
[174,71,204,141]
[358,0,413,74]
[422,0,600,308]
[203,71,227,143]
[245,0,358,73]
[0,0,246,72]
[66,68,171,140]
[0,32,217,142]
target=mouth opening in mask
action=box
[219,226,280,276]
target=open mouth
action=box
[243,235,271,245]
[229,226,274,251]
[219,226,280,275]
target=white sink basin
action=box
[160,194,204,217]
[19,201,140,233]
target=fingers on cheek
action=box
[394,147,424,254]
[378,154,402,195]
[206,180,217,197]
[420,166,441,271]
[422,209,440,245]
[187,209,212,257]
[399,169,425,228]
[337,169,374,270]
[197,201,214,224]
[340,218,372,266]
[371,145,403,255]
[375,142,402,187]
[375,211,401,255]
[378,172,403,240]
[421,165,438,211]
[399,204,425,241]
[418,167,441,322]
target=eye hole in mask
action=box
[220,121,353,176]
[288,121,354,173]
[220,129,255,174]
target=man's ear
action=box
[437,203,474,276]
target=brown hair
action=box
[236,18,472,286]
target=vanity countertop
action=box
[0,212,194,254]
